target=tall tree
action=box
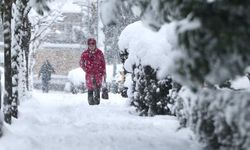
[0,0,50,124]
[101,0,138,76]
[2,0,13,124]
[11,0,31,118]
[74,0,98,44]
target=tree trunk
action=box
[3,0,13,124]
[11,1,21,119]
[23,10,31,91]
[11,0,29,118]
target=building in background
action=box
[33,12,85,76]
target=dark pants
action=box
[42,79,49,93]
[88,88,100,105]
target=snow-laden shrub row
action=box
[118,21,178,116]
[130,64,172,116]
[173,87,250,150]
[195,89,250,150]
[170,86,194,127]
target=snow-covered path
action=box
[0,91,201,150]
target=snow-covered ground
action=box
[0,90,201,150]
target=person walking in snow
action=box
[38,59,55,93]
[80,38,106,105]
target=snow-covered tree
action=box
[118,21,177,116]
[0,0,50,124]
[11,0,31,119]
[74,0,98,42]
[1,0,13,124]
[100,0,138,84]
[29,0,50,16]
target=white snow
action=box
[0,90,201,150]
[40,42,81,49]
[118,21,182,80]
[67,67,85,86]
[49,0,99,13]
[105,64,123,83]
[231,76,250,90]
[66,64,124,87]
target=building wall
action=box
[34,48,83,76]
[0,12,86,74]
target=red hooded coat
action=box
[80,48,106,90]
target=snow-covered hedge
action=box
[118,21,179,79]
[130,64,172,116]
[172,87,250,150]
[118,21,178,116]
[194,89,250,150]
[170,86,195,127]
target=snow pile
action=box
[230,76,250,90]
[67,65,123,85]
[67,68,85,86]
[118,21,181,80]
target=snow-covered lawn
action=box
[0,91,201,150]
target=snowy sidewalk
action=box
[0,91,201,150]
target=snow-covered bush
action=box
[130,64,172,116]
[66,68,86,94]
[188,89,250,150]
[170,76,250,150]
[118,21,179,116]
[169,84,193,127]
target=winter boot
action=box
[93,88,100,105]
[88,90,95,105]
